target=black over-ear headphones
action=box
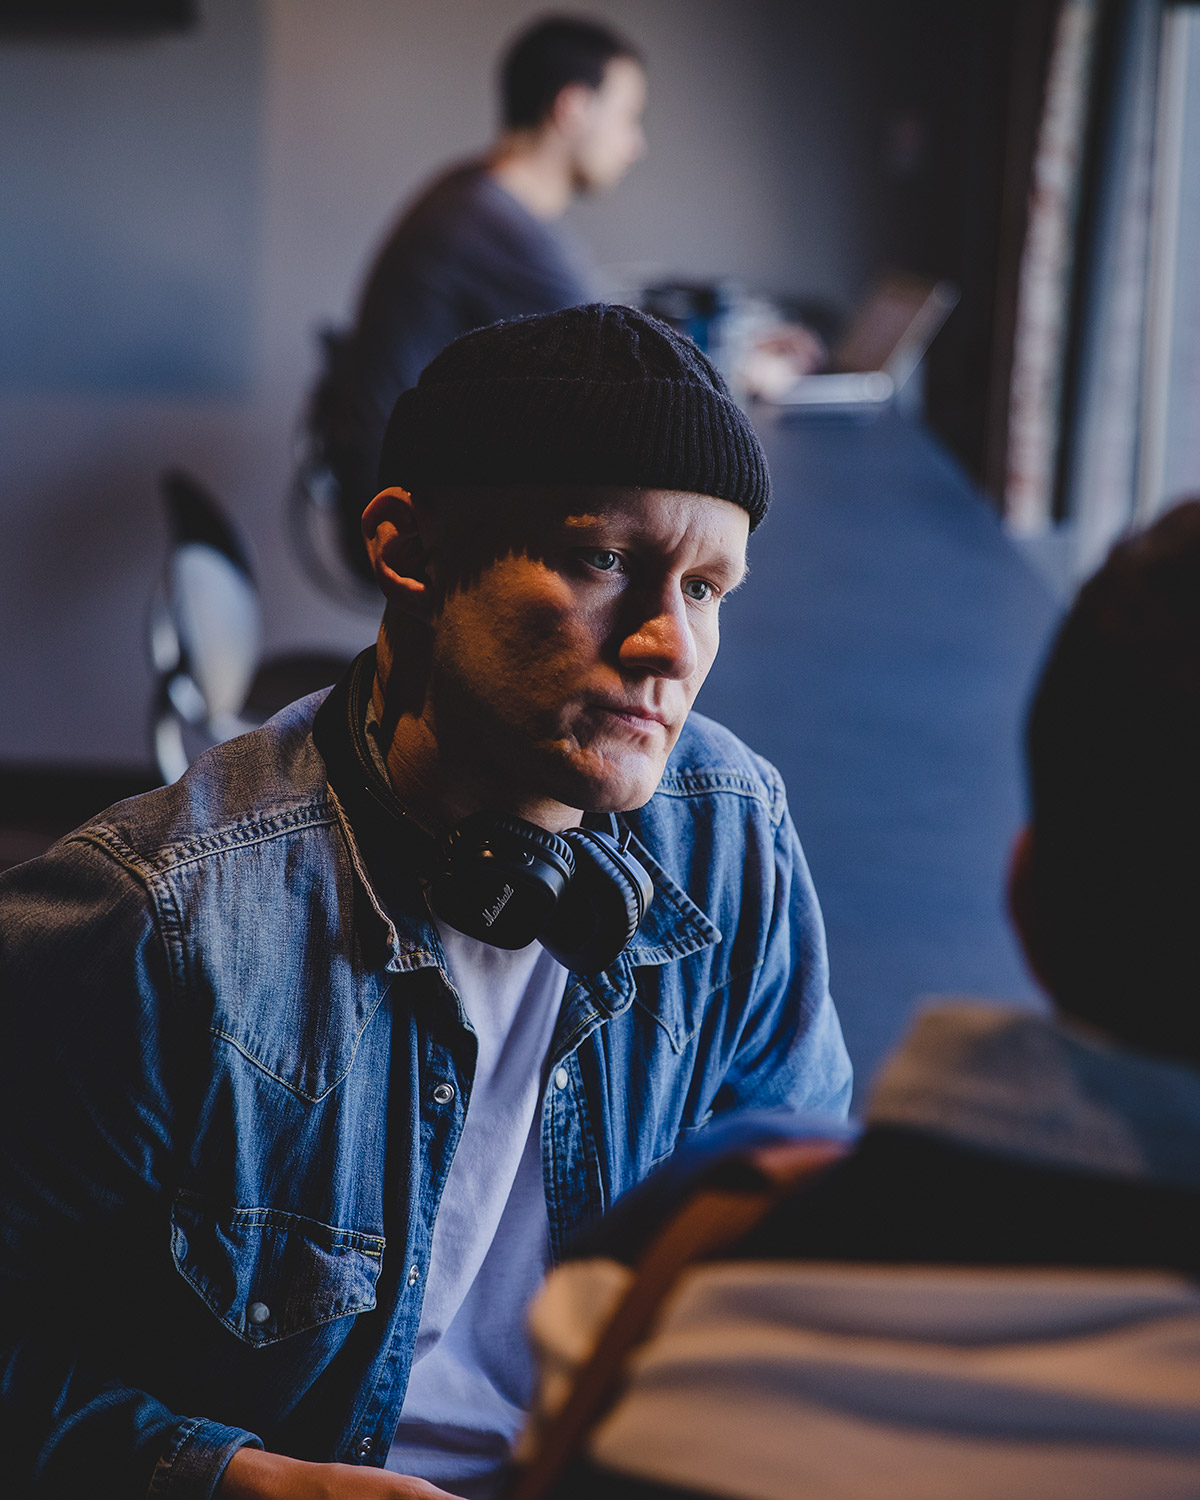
[427,809,653,974]
[310,650,655,975]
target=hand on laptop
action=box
[738,321,827,400]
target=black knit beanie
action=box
[377,303,770,530]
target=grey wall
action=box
[0,0,882,769]
[0,6,260,395]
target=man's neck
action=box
[487,130,575,221]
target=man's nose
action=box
[618,588,698,679]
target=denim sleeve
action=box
[716,800,853,1121]
[0,835,260,1498]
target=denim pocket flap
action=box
[171,1196,384,1347]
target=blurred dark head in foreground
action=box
[1014,499,1200,1064]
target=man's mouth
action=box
[591,701,671,735]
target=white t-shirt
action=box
[386,920,568,1498]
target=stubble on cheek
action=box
[430,597,586,770]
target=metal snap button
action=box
[554,1067,569,1090]
[357,1437,373,1459]
[407,1264,421,1286]
[432,1082,455,1105]
[247,1301,271,1326]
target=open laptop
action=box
[766,272,958,411]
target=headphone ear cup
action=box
[429,811,575,949]
[542,828,653,973]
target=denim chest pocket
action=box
[171,1195,384,1348]
[646,1111,716,1172]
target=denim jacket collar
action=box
[310,648,719,1023]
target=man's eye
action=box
[683,578,716,603]
[582,549,622,572]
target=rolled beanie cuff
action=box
[380,375,770,528]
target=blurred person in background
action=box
[309,14,647,584]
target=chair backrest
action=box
[288,325,381,607]
[150,470,262,781]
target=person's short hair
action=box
[499,14,640,130]
[1026,498,1200,1061]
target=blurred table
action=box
[695,409,1061,1104]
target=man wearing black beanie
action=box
[0,306,850,1500]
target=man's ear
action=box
[1006,825,1055,997]
[550,79,596,139]
[362,487,435,620]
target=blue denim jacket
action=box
[0,658,850,1499]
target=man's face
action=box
[569,56,647,194]
[423,486,748,826]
